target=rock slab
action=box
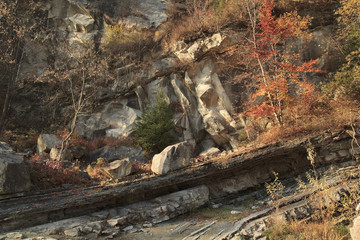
[0,142,31,194]
[102,158,133,179]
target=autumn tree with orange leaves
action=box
[245,0,321,126]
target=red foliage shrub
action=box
[245,0,320,126]
[28,153,88,189]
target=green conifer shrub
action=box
[135,91,176,154]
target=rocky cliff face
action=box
[15,0,340,153]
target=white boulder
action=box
[151,141,194,175]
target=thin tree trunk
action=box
[0,41,24,134]
[245,0,282,126]
[57,70,86,161]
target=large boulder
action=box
[75,102,141,139]
[102,158,133,179]
[0,142,31,194]
[37,134,62,154]
[89,145,144,163]
[151,141,194,175]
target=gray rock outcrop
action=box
[2,185,209,239]
[0,142,31,194]
[75,102,141,139]
[151,141,193,175]
[37,134,62,154]
[89,145,144,163]
[173,33,223,62]
[102,158,133,179]
[174,59,240,149]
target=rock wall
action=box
[1,130,359,235]
[206,129,360,199]
[15,0,341,153]
[0,185,209,239]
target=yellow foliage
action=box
[102,23,152,54]
[336,0,360,38]
[277,11,312,38]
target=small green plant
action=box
[333,223,350,238]
[135,90,176,154]
[210,0,227,13]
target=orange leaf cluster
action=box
[246,0,320,125]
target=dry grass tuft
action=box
[264,166,360,240]
[258,99,360,145]
[264,219,350,240]
[159,0,249,50]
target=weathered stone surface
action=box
[64,226,81,237]
[20,216,92,235]
[20,41,49,79]
[351,216,360,240]
[199,147,220,157]
[21,186,205,240]
[68,31,98,46]
[90,210,109,220]
[173,41,200,62]
[173,33,223,62]
[102,158,133,179]
[198,84,219,107]
[201,33,223,51]
[2,131,357,234]
[47,0,89,20]
[5,232,23,239]
[147,58,177,79]
[107,216,128,227]
[185,59,239,148]
[122,0,167,29]
[170,74,205,141]
[0,142,31,194]
[75,102,141,139]
[49,148,60,161]
[68,13,94,32]
[151,141,194,175]
[37,134,62,154]
[145,77,171,106]
[173,113,194,142]
[89,145,144,163]
[86,221,103,234]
